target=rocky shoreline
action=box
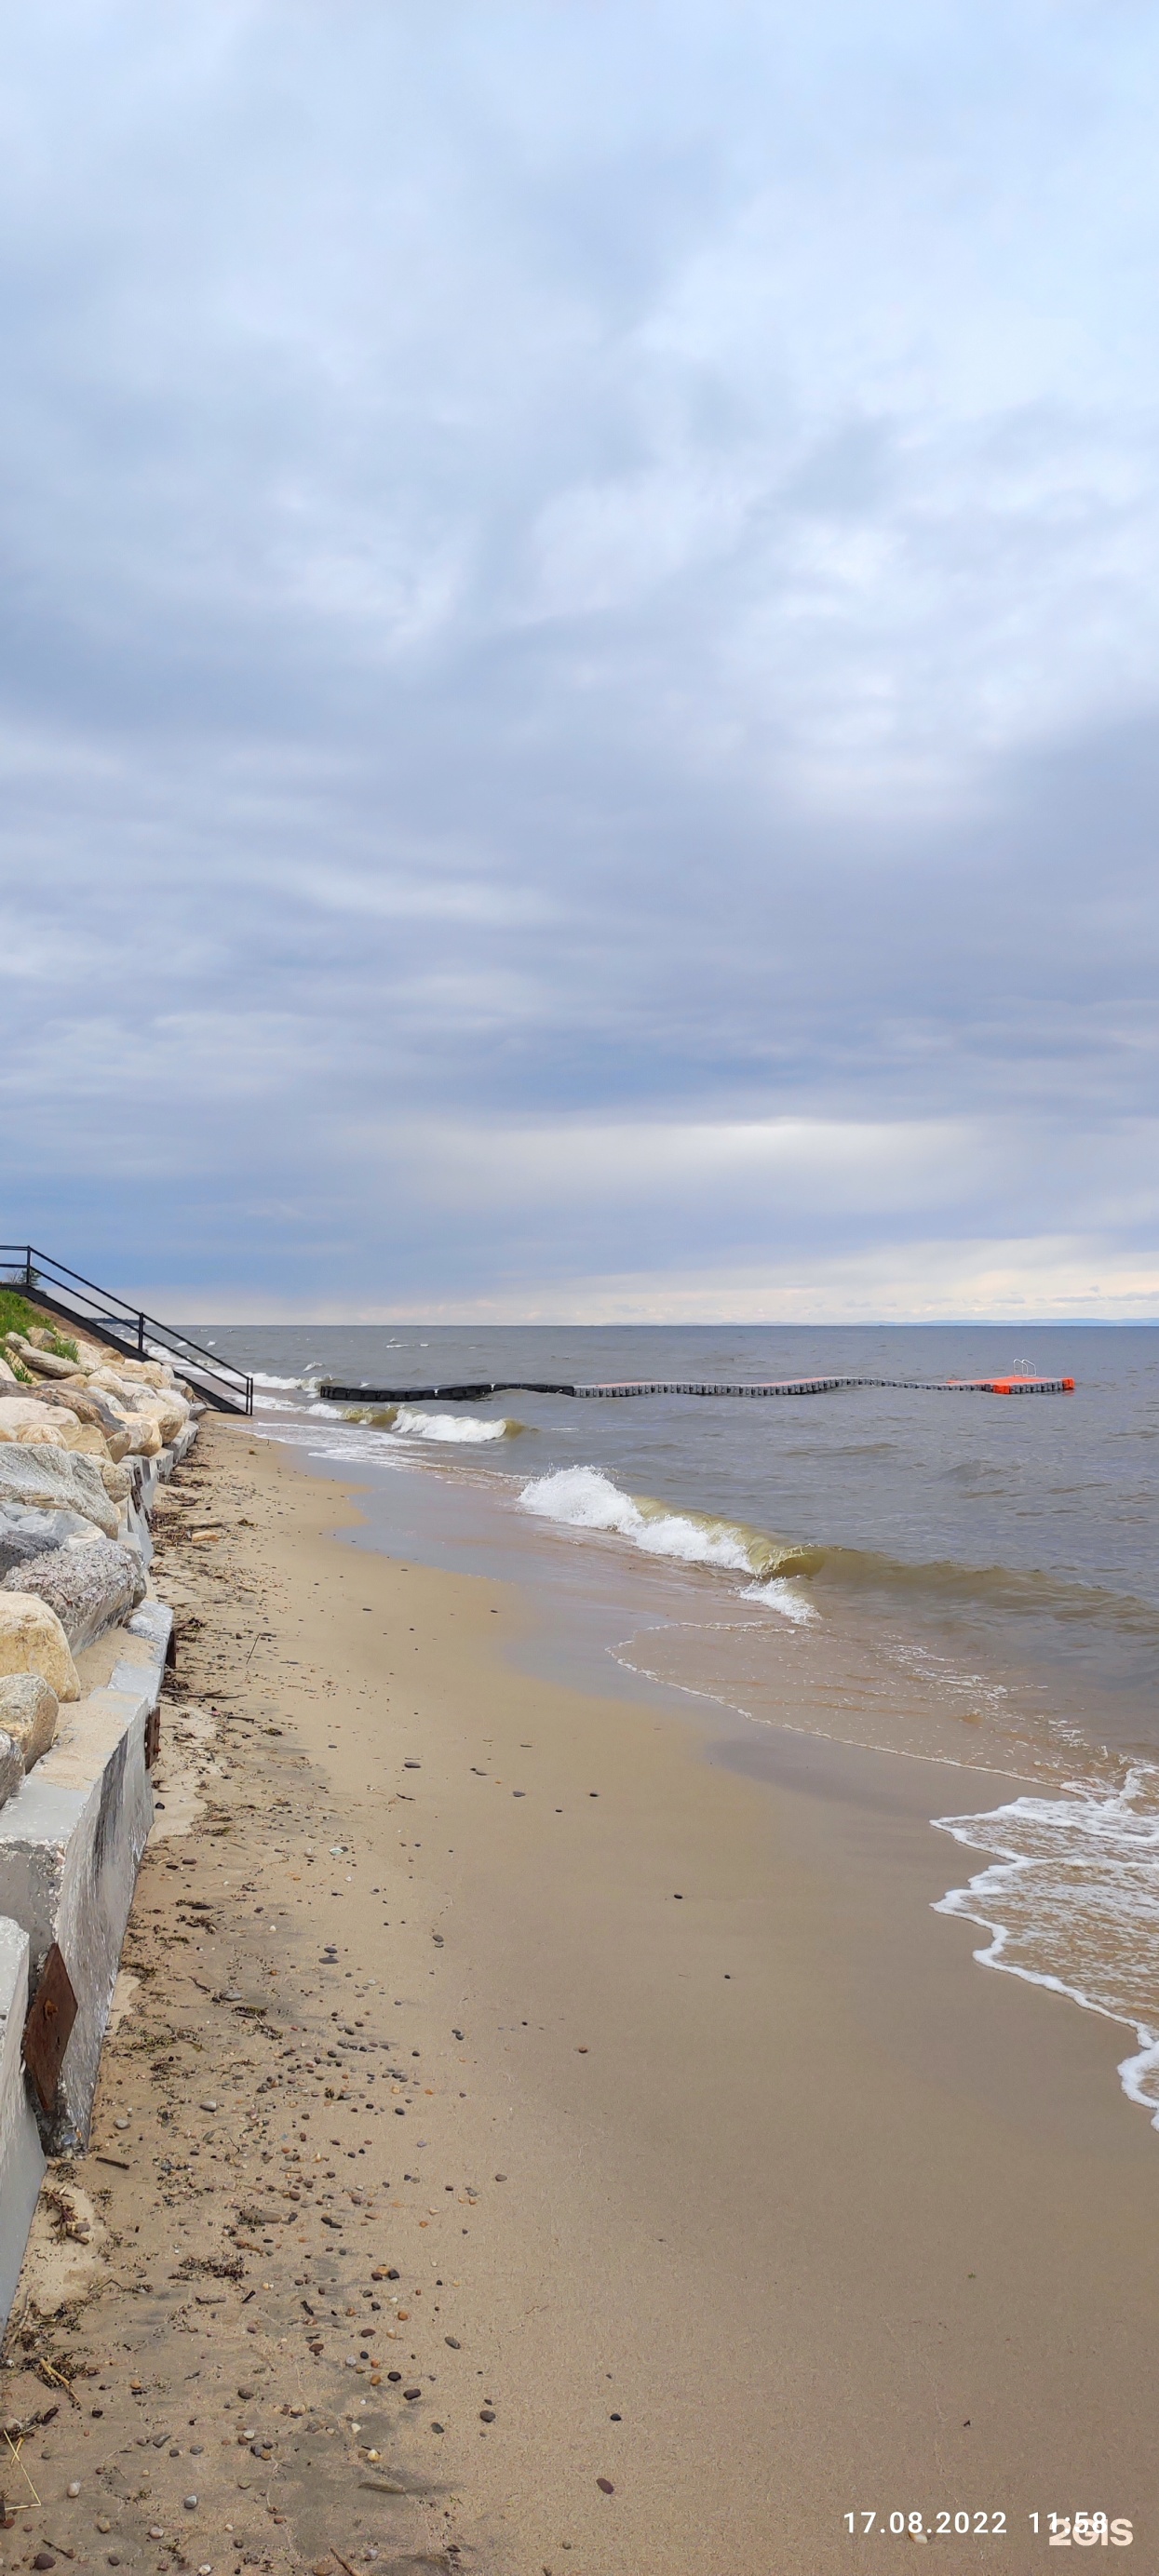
[0,1300,200,2304]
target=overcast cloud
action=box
[2,0,1158,1319]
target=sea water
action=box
[187,1322,1159,2129]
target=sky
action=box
[2,0,1158,1322]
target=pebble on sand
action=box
[597,2477,615,2495]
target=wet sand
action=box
[5,1418,1159,2575]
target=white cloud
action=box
[0,0,1157,1310]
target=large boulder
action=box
[90,1376,187,1446]
[109,1411,162,1458]
[0,1672,59,1768]
[0,1593,79,1698]
[68,1335,114,1371]
[0,1401,74,1437]
[98,1357,174,1392]
[0,1505,92,1579]
[56,1423,113,1461]
[128,1389,189,1443]
[2,1537,146,1651]
[0,1420,69,1450]
[5,1342,79,1381]
[22,1380,133,1460]
[32,1385,124,1440]
[0,1447,119,1537]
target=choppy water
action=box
[188,1322,1159,2130]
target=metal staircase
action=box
[0,1245,253,1415]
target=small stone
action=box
[386,2371,401,2384]
[493,2172,506,2181]
[597,2476,614,2494]
[149,2528,165,2541]
[183,2495,198,2511]
[403,2387,421,2402]
[34,2551,56,2569]
[96,2521,112,2534]
[114,2116,129,2131]
[199,2100,218,2113]
[431,2422,444,2433]
[108,2556,121,2568]
[479,2408,495,2423]
[444,2336,460,2349]
[67,2483,81,2498]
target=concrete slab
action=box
[0,1917,47,2323]
[0,1405,192,2327]
[0,1597,171,2160]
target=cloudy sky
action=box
[2,0,1157,1321]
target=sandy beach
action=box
[5,1416,1158,2575]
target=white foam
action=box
[933,1767,1159,2127]
[519,1466,813,1602]
[391,1406,514,1444]
[746,1577,818,1623]
[521,1465,642,1535]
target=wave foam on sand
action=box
[934,1768,1159,2126]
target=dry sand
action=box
[4,1417,1158,2575]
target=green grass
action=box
[0,1289,79,1364]
[0,1289,39,1340]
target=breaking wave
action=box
[519,1465,821,1603]
[342,1404,521,1444]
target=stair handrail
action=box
[0,1244,253,1416]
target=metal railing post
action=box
[138,1312,145,1354]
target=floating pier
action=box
[319,1373,1075,1402]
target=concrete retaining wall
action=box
[0,1918,47,2325]
[0,1602,170,2159]
[0,1419,195,2324]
